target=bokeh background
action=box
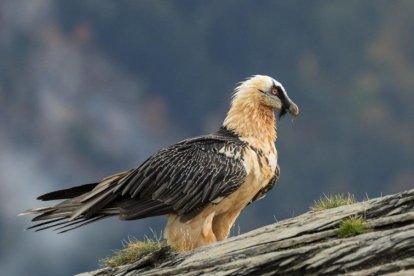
[1,1,413,275]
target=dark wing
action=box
[22,128,249,231]
[116,131,248,222]
[250,164,280,204]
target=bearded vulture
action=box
[20,75,299,251]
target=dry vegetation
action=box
[311,193,356,211]
[80,189,414,276]
[100,236,170,268]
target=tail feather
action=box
[19,170,163,233]
[37,183,98,201]
[81,192,119,219]
[55,215,107,234]
[33,211,72,221]
[69,188,114,220]
[18,207,54,217]
[29,218,69,231]
[27,215,107,233]
[25,199,82,221]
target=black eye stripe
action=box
[276,86,284,95]
[259,85,284,97]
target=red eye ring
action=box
[271,87,278,95]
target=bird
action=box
[20,75,299,252]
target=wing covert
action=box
[250,164,280,204]
[118,132,248,222]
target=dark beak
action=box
[279,99,299,119]
[288,101,299,117]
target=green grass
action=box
[337,217,369,238]
[100,236,169,268]
[310,193,356,211]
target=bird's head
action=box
[225,75,299,140]
[234,75,299,119]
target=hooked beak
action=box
[279,98,299,119]
[288,101,299,117]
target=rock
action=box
[78,189,414,275]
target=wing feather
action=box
[118,130,248,221]
[23,127,249,230]
[250,164,280,204]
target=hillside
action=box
[79,188,414,275]
[2,2,414,274]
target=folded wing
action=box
[22,128,248,232]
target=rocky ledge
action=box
[78,188,414,276]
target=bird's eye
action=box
[271,87,278,95]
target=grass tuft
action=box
[310,193,356,211]
[337,216,368,238]
[100,235,168,268]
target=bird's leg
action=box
[212,209,241,241]
[164,211,217,252]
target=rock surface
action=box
[78,189,414,276]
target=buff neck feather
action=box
[223,89,277,148]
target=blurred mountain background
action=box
[1,1,413,275]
